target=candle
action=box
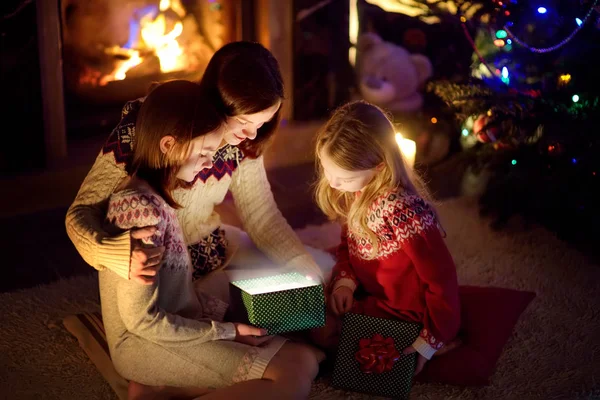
[395,132,416,168]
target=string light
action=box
[537,7,547,14]
[559,74,572,84]
[504,0,598,53]
[431,117,438,124]
[496,30,508,39]
[511,159,517,165]
[462,129,469,136]
[494,39,506,47]
[572,94,580,103]
[576,18,583,26]
[501,67,510,84]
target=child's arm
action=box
[403,225,460,359]
[117,277,237,346]
[388,197,460,360]
[330,225,359,293]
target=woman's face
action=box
[176,129,224,182]
[222,101,281,146]
[319,149,378,193]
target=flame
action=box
[102,0,187,84]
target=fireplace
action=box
[35,0,296,168]
[58,0,239,143]
[61,0,234,105]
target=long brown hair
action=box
[315,101,436,258]
[129,80,225,208]
[199,41,284,158]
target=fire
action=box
[102,0,188,85]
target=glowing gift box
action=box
[332,312,422,399]
[230,272,326,335]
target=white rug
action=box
[1,197,599,399]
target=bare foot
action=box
[128,381,214,400]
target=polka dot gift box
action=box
[332,313,422,399]
[230,272,326,335]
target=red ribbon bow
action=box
[354,333,401,374]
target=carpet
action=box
[1,196,599,400]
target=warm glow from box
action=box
[232,272,319,295]
[395,132,416,168]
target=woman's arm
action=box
[230,156,323,279]
[65,99,161,281]
[65,152,131,278]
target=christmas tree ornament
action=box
[477,125,500,143]
[546,143,564,156]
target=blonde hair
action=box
[314,100,436,258]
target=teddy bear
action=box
[356,32,433,113]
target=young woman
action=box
[65,41,333,289]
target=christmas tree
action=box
[419,0,600,251]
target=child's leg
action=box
[127,341,322,400]
[128,382,213,400]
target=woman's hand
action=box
[130,226,165,285]
[330,286,354,316]
[403,345,427,376]
[233,323,273,346]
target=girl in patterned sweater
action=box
[311,101,460,375]
[102,80,322,400]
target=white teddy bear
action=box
[356,32,433,113]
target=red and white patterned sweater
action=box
[331,188,460,359]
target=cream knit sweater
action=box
[65,99,320,281]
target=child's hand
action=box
[330,286,354,315]
[402,346,428,376]
[233,323,273,346]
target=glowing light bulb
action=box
[496,30,508,39]
[395,133,416,168]
[501,67,510,84]
[537,7,547,14]
[575,18,583,26]
[572,94,580,103]
[511,159,517,165]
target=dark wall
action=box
[0,0,45,175]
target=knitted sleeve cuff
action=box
[332,278,357,293]
[412,336,437,360]
[97,231,131,280]
[216,322,237,341]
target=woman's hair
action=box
[314,100,435,258]
[129,80,226,208]
[198,41,284,159]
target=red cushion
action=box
[416,285,536,386]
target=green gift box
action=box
[230,272,326,335]
[332,312,422,399]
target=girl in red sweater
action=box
[311,101,460,375]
